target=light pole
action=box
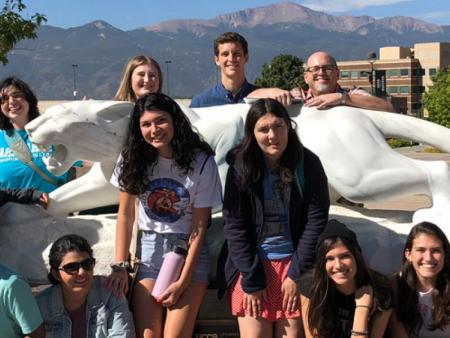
[165,60,172,96]
[367,52,376,96]
[72,64,78,98]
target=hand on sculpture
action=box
[289,87,306,100]
[243,288,267,317]
[38,192,49,209]
[106,269,129,297]
[266,88,294,106]
[281,276,299,313]
[304,92,342,109]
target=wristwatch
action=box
[110,261,131,271]
[340,91,348,105]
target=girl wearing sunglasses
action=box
[36,234,135,337]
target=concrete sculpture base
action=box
[0,202,414,284]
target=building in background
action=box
[337,42,450,117]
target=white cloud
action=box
[302,0,413,13]
[417,11,450,20]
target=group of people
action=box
[0,30,448,338]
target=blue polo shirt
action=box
[190,79,257,108]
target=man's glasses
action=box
[0,92,25,104]
[58,258,96,275]
[305,65,337,74]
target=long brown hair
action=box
[114,55,163,102]
[395,221,450,335]
[308,237,392,337]
[232,98,303,188]
[0,77,40,130]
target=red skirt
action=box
[229,257,301,322]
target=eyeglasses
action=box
[305,65,337,74]
[0,91,25,104]
[58,258,96,275]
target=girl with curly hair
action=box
[108,93,222,338]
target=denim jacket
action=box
[36,276,135,338]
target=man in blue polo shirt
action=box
[190,32,258,108]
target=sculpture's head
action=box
[25,100,134,175]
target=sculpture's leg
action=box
[333,153,450,228]
[193,114,244,188]
[48,161,119,215]
[411,160,450,228]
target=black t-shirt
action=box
[299,271,393,338]
[300,273,355,338]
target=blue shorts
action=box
[136,230,209,283]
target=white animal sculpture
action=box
[25,100,243,215]
[2,100,450,283]
[25,101,450,227]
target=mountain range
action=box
[1,1,449,99]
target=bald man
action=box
[250,51,394,112]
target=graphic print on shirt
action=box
[142,177,190,223]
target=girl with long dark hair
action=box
[219,98,330,337]
[300,220,393,338]
[388,221,450,337]
[0,77,74,192]
[108,93,222,337]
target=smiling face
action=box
[405,233,445,291]
[215,41,248,82]
[325,242,357,294]
[253,112,288,169]
[56,250,94,300]
[140,109,174,158]
[0,85,30,129]
[304,52,339,96]
[131,63,160,99]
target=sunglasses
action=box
[58,258,96,275]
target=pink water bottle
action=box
[151,242,188,302]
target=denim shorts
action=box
[136,230,209,283]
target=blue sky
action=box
[23,0,450,30]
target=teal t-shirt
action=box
[0,129,72,193]
[0,264,43,337]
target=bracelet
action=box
[110,261,130,272]
[355,304,371,309]
[351,329,368,336]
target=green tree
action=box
[423,67,450,128]
[255,54,305,90]
[0,0,46,65]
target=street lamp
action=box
[72,64,78,98]
[165,60,172,96]
[367,52,377,95]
